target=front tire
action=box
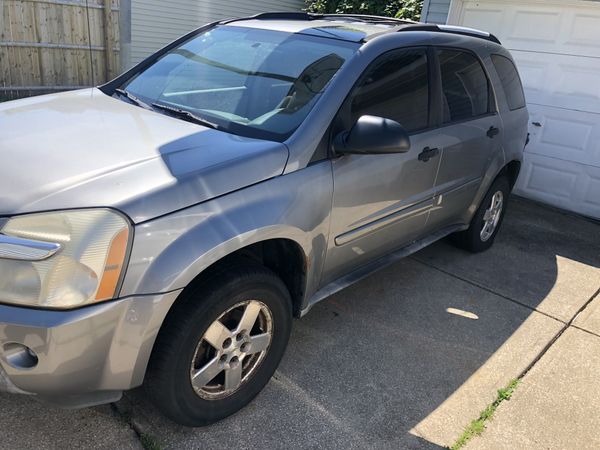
[145,262,292,427]
[451,176,510,253]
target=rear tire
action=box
[451,176,510,253]
[145,262,292,427]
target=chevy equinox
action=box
[0,13,528,426]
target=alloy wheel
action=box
[480,190,504,242]
[190,300,273,400]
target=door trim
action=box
[334,198,433,246]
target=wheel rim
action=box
[190,300,273,400]
[480,190,504,242]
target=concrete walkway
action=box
[0,196,598,449]
[466,295,600,450]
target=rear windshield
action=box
[120,26,358,141]
[490,54,526,111]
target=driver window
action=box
[351,48,429,133]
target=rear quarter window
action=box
[490,54,526,111]
[437,49,491,123]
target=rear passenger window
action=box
[491,54,526,110]
[351,48,429,133]
[438,49,490,123]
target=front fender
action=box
[120,162,333,303]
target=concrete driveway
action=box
[1,196,599,450]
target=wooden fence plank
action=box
[1,0,121,99]
[21,1,42,87]
[103,0,114,80]
[70,2,92,85]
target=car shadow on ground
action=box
[112,196,600,449]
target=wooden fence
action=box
[0,0,120,101]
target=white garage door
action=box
[448,0,600,219]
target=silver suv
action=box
[0,13,528,426]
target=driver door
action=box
[321,47,442,285]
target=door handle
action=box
[418,147,439,162]
[486,126,500,138]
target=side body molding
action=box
[120,162,334,309]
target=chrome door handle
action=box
[0,234,61,261]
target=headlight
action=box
[0,209,131,309]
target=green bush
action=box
[304,0,424,21]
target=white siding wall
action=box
[130,0,305,66]
[422,0,451,24]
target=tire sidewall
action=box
[153,270,292,425]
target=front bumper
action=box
[0,290,181,408]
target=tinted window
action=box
[438,49,490,123]
[491,54,526,110]
[351,48,429,133]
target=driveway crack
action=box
[110,402,162,450]
[570,324,600,339]
[448,282,600,449]
[517,286,600,379]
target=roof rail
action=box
[225,12,414,26]
[394,23,501,44]
[321,14,415,25]
[244,12,315,21]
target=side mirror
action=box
[333,115,411,155]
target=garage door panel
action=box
[508,10,560,45]
[566,12,600,50]
[460,6,504,37]
[459,1,600,57]
[527,104,600,167]
[584,173,600,212]
[519,157,579,200]
[512,51,600,114]
[515,154,600,218]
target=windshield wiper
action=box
[115,89,220,129]
[114,88,153,110]
[151,102,220,130]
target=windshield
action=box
[120,26,359,141]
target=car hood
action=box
[0,88,289,223]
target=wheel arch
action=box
[499,159,521,190]
[175,237,309,318]
[462,158,522,226]
[134,234,311,390]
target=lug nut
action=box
[236,331,245,341]
[230,356,240,368]
[219,354,228,363]
[222,338,232,349]
[240,343,250,353]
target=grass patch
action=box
[140,434,163,450]
[450,379,520,450]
